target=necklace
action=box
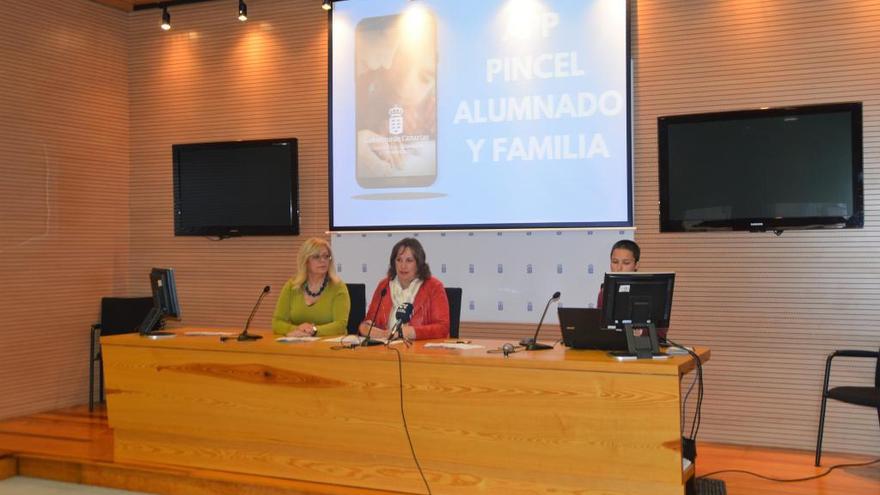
[303,276,328,298]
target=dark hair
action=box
[610,240,640,262]
[387,237,432,280]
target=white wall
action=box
[333,229,634,323]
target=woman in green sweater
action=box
[272,237,351,337]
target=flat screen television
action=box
[658,102,863,232]
[173,138,299,237]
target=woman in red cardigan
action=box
[358,237,450,341]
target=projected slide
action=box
[331,0,630,230]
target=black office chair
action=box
[346,283,366,335]
[445,287,463,339]
[814,348,880,466]
[89,296,154,411]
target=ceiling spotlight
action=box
[161,6,171,31]
[238,0,248,21]
[322,0,332,11]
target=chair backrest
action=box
[346,283,366,335]
[875,348,880,389]
[445,287,463,339]
[100,297,155,336]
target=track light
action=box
[238,0,248,21]
[161,6,171,31]
[322,0,332,11]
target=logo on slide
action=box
[388,105,404,135]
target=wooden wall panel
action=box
[634,0,880,455]
[127,1,329,331]
[0,0,129,418]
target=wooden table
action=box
[101,329,709,495]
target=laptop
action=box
[557,307,628,351]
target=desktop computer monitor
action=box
[137,268,180,335]
[601,272,675,337]
[150,267,180,318]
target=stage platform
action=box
[0,405,877,495]
[0,405,401,495]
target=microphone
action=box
[361,287,388,347]
[399,302,414,322]
[388,302,414,343]
[222,285,270,342]
[520,291,561,351]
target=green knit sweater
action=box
[271,278,350,336]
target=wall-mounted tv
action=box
[658,102,863,233]
[172,138,299,237]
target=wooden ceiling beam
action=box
[87,1,221,12]
[88,0,137,12]
[132,0,222,11]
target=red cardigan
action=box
[364,276,450,340]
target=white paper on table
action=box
[275,336,322,343]
[323,335,399,345]
[424,343,485,350]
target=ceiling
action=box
[90,1,155,11]
[90,1,224,12]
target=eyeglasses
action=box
[310,254,332,261]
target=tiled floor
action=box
[0,477,151,495]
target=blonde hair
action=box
[290,237,340,287]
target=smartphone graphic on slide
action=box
[355,12,437,188]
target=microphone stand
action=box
[520,291,561,351]
[361,287,387,347]
[387,320,405,345]
[222,286,270,342]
